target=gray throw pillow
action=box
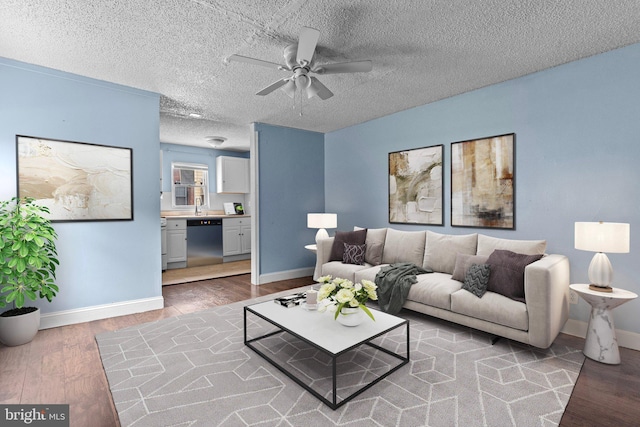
[452,253,489,282]
[343,243,366,265]
[486,250,544,302]
[365,242,384,265]
[423,231,478,274]
[462,263,491,298]
[329,229,367,261]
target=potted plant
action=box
[0,197,59,346]
[317,276,378,326]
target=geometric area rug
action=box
[96,290,584,427]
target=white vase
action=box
[0,307,40,346]
[337,307,365,327]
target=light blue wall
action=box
[255,123,324,275]
[325,43,640,334]
[0,57,162,314]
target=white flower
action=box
[340,280,354,289]
[318,275,333,283]
[336,288,354,304]
[318,283,335,300]
[362,280,377,291]
[349,299,360,307]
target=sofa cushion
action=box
[343,243,366,265]
[451,289,528,331]
[382,229,426,266]
[321,261,369,283]
[329,229,367,261]
[462,263,491,298]
[406,272,462,310]
[486,250,544,303]
[355,226,387,265]
[423,231,478,274]
[476,234,546,257]
[451,253,489,282]
[354,265,387,283]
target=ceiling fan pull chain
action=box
[299,92,303,117]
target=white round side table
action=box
[570,283,638,364]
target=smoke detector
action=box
[205,136,227,147]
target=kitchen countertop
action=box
[161,211,250,219]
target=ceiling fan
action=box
[227,27,372,101]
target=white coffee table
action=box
[244,299,409,409]
[570,283,638,364]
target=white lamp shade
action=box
[574,222,630,253]
[307,213,337,229]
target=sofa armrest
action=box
[313,237,334,280]
[524,254,570,348]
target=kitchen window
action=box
[171,162,209,208]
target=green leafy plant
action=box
[0,197,59,311]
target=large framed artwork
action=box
[389,144,444,225]
[451,133,515,229]
[16,135,133,222]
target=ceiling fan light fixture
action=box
[306,82,319,99]
[205,136,227,147]
[281,80,296,98]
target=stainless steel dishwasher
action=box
[186,218,223,267]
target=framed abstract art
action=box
[16,135,133,222]
[389,144,444,225]
[451,133,515,229]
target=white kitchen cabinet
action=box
[216,156,249,193]
[223,217,251,256]
[166,219,187,264]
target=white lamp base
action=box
[315,228,329,242]
[588,252,613,292]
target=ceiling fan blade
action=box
[296,27,320,66]
[227,54,287,71]
[313,60,373,75]
[256,78,289,96]
[308,77,333,100]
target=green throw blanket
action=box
[374,263,432,315]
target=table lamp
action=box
[307,213,337,242]
[575,221,630,292]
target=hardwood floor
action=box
[0,274,311,427]
[161,260,251,286]
[1,274,639,426]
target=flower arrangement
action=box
[317,276,378,321]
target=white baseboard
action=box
[561,318,640,352]
[39,296,165,330]
[258,267,314,285]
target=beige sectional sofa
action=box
[314,228,570,348]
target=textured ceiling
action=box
[2,0,640,151]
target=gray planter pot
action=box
[0,307,40,346]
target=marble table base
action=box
[571,283,638,365]
[584,306,621,364]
